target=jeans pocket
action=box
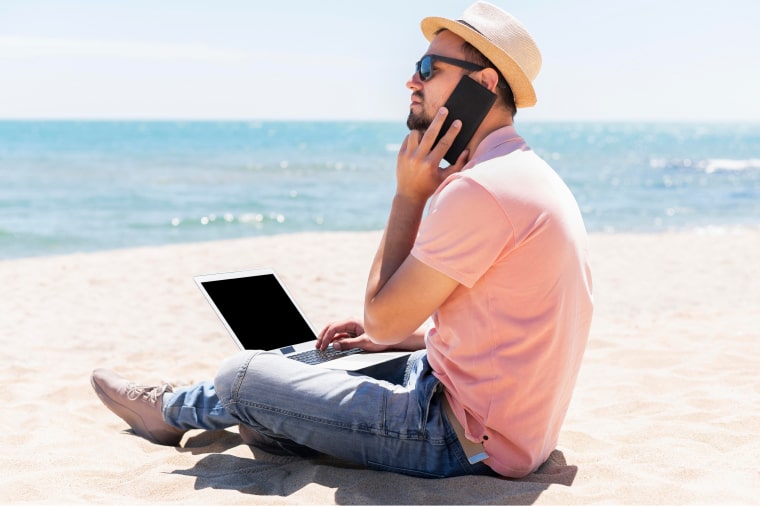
[411,356,442,437]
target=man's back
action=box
[413,142,593,477]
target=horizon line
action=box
[1,117,759,124]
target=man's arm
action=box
[365,242,459,344]
[364,108,466,344]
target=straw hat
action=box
[420,1,542,108]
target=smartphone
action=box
[434,75,497,165]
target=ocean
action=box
[1,120,759,260]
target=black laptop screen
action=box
[200,274,315,350]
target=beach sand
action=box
[1,229,758,504]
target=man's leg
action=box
[91,352,420,453]
[213,350,484,478]
[161,380,239,430]
[164,378,320,457]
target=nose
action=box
[406,71,423,91]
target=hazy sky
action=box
[1,0,758,122]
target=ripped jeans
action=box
[162,349,493,478]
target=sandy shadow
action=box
[171,434,576,505]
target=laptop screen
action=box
[199,273,316,350]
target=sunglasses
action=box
[415,54,509,89]
[415,54,485,82]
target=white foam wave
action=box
[650,157,760,173]
[702,158,760,173]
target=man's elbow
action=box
[363,307,405,345]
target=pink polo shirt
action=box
[411,126,593,478]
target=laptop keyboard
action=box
[288,346,363,365]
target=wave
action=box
[165,212,293,228]
[650,157,760,173]
[702,158,760,173]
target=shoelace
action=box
[125,382,174,404]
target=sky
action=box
[1,0,759,122]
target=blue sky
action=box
[1,0,758,122]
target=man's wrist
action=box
[392,192,429,212]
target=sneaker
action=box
[90,368,186,446]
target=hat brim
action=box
[420,16,537,108]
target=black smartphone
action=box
[434,75,497,165]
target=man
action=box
[91,1,593,479]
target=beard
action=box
[406,111,431,132]
[406,92,432,132]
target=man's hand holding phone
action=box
[397,76,496,204]
[396,107,469,206]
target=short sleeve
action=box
[411,176,513,287]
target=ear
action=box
[477,68,501,93]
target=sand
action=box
[1,229,758,504]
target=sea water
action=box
[1,121,758,260]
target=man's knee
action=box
[213,350,259,404]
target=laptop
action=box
[194,268,411,374]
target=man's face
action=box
[406,31,470,133]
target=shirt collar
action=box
[463,125,529,170]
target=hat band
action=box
[456,19,485,37]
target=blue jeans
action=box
[162,349,494,478]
